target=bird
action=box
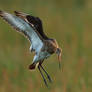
[0,10,62,87]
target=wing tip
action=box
[14,10,18,13]
[14,11,27,16]
[0,10,4,17]
[14,11,20,16]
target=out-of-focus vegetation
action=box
[0,0,92,92]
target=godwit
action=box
[0,10,62,87]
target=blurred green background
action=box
[0,0,92,92]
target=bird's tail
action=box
[29,63,36,70]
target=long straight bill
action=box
[58,54,61,70]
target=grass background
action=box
[0,0,92,92]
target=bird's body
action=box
[0,10,62,87]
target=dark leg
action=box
[38,65,48,87]
[39,64,52,83]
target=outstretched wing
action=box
[0,11,43,53]
[14,11,49,40]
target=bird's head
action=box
[56,47,62,69]
[51,39,62,69]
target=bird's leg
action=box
[39,64,52,83]
[38,65,48,87]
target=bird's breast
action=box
[42,40,57,54]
